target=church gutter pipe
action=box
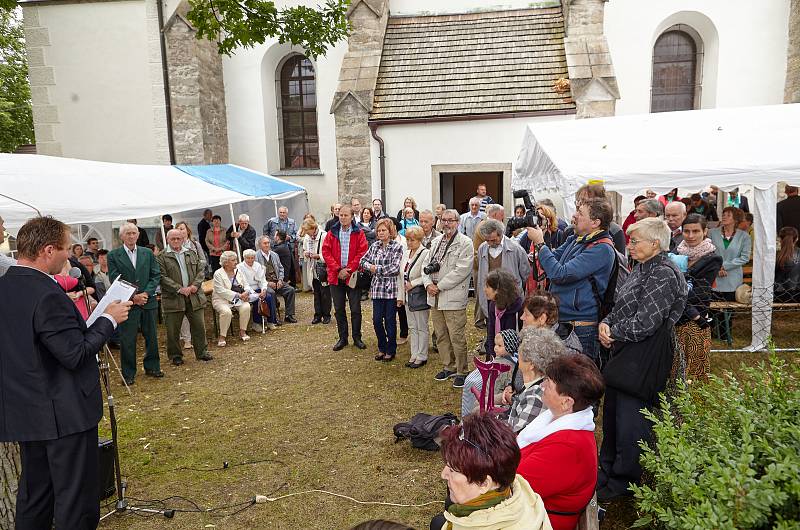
[367,108,576,127]
[157,0,176,165]
[369,123,387,206]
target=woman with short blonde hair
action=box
[302,217,331,323]
[212,250,252,346]
[399,225,430,368]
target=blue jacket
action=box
[537,231,616,322]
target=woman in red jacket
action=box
[516,354,604,530]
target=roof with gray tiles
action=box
[370,7,575,121]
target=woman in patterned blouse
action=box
[360,218,404,361]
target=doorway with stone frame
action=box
[431,163,513,215]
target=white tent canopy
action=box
[0,154,308,233]
[513,103,800,351]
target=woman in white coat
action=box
[212,251,251,346]
[400,226,431,368]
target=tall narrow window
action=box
[651,29,700,112]
[280,55,319,169]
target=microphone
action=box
[69,266,92,315]
[68,266,82,279]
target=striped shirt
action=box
[339,226,352,268]
[360,240,403,299]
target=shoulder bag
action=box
[405,249,430,312]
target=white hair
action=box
[219,250,239,266]
[258,235,271,246]
[242,249,257,258]
[119,222,139,237]
[469,197,481,206]
[238,214,250,222]
[665,201,686,214]
[485,204,504,218]
[627,217,671,251]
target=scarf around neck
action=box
[517,406,595,449]
[676,237,716,262]
[446,486,512,524]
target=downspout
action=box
[157,0,176,165]
[369,123,386,205]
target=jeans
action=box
[572,324,601,367]
[330,282,362,340]
[372,298,398,354]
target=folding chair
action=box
[470,356,511,414]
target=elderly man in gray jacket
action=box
[255,236,296,322]
[476,218,531,322]
[423,209,475,389]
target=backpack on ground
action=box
[586,237,630,321]
[393,413,458,451]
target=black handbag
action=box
[602,321,674,404]
[312,238,328,284]
[405,250,430,312]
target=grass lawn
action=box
[98,292,799,529]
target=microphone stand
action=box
[98,345,175,520]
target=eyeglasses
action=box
[442,218,458,224]
[458,428,489,457]
[628,238,654,246]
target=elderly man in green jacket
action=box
[107,222,162,385]
[157,228,213,366]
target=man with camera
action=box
[526,198,616,365]
[422,209,475,388]
[472,204,507,329]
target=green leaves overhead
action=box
[0,6,34,153]
[186,0,350,58]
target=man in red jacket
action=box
[322,205,369,351]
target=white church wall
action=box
[606,0,790,115]
[222,36,346,220]
[369,114,573,214]
[28,0,165,163]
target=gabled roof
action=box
[370,7,575,122]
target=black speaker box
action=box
[98,438,116,501]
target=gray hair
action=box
[478,218,505,239]
[627,217,671,251]
[257,235,271,246]
[166,228,182,239]
[485,204,504,218]
[640,199,664,217]
[219,250,239,267]
[469,197,481,207]
[419,209,434,219]
[442,209,460,221]
[518,327,566,373]
[119,222,139,237]
[242,249,257,259]
[238,214,250,222]
[665,201,686,215]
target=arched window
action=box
[651,29,701,113]
[279,55,319,169]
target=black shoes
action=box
[333,338,348,351]
[311,317,322,324]
[434,369,457,381]
[322,316,331,324]
[145,370,164,378]
[171,357,184,366]
[406,360,427,369]
[353,338,367,350]
[197,353,214,361]
[452,375,466,388]
[284,316,298,324]
[123,378,135,386]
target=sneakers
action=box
[434,369,457,381]
[452,375,466,388]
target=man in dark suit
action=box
[777,184,800,239]
[108,221,163,385]
[0,216,131,529]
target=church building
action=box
[19,0,799,219]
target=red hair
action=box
[441,413,519,489]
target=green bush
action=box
[631,354,800,530]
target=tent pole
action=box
[159,218,167,253]
[229,203,241,260]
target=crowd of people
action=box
[1,180,798,529]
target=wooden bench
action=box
[577,492,600,530]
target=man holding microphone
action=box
[0,216,131,529]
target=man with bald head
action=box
[664,201,687,252]
[157,228,212,366]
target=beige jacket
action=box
[422,231,474,310]
[212,266,248,304]
[398,245,430,304]
[443,475,553,530]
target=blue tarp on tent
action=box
[176,164,305,197]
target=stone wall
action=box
[563,0,619,118]
[164,1,228,164]
[786,0,800,103]
[330,0,389,204]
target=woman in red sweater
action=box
[516,354,605,530]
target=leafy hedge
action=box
[632,354,800,529]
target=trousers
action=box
[330,283,362,340]
[118,305,160,381]
[431,308,468,375]
[164,306,208,360]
